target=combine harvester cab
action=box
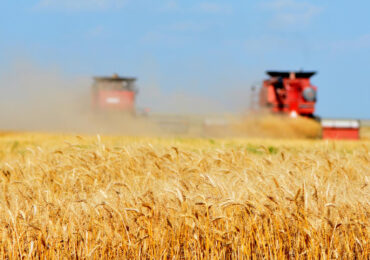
[92,74,137,114]
[260,71,318,118]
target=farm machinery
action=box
[92,74,137,114]
[91,71,319,118]
[258,71,360,139]
[259,71,317,118]
[89,71,361,140]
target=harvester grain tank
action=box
[321,119,360,140]
[260,71,317,118]
[92,74,137,113]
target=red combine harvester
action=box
[92,74,137,113]
[259,71,317,118]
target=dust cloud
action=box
[0,60,92,133]
[137,77,255,115]
[232,113,321,139]
[0,61,174,136]
[0,59,253,136]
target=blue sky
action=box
[0,0,369,118]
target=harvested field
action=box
[0,133,368,258]
[361,127,370,140]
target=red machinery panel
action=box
[92,74,137,113]
[96,90,135,111]
[260,71,317,117]
[322,128,359,140]
[321,120,360,140]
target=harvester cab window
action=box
[274,77,284,89]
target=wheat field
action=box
[0,133,368,259]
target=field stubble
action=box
[0,133,368,258]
